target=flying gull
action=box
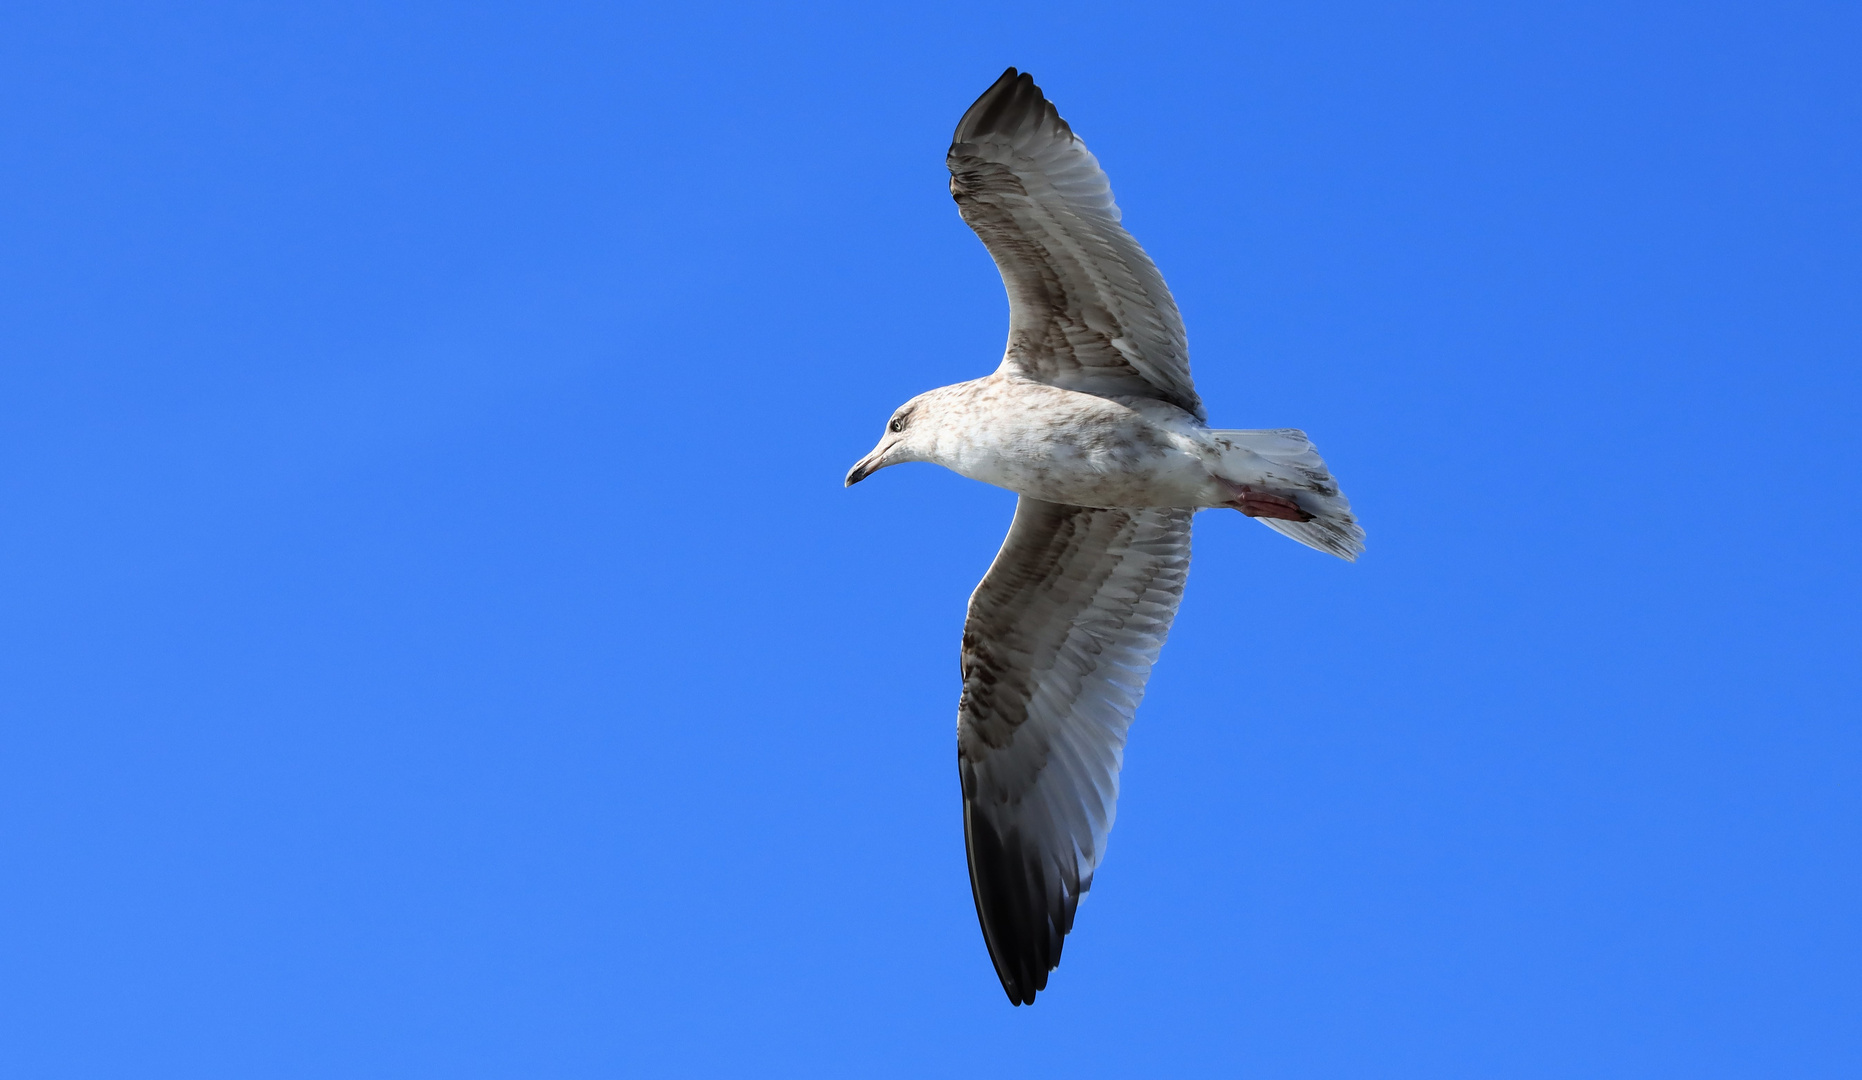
[846,68,1363,1005]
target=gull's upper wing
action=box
[948,68,1204,421]
[958,497,1193,1005]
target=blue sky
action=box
[2,2,1857,1076]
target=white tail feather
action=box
[1210,428,1364,561]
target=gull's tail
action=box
[1211,428,1364,561]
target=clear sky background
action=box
[3,2,1858,1077]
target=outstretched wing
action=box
[948,68,1204,421]
[958,498,1193,1004]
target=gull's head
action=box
[845,387,960,487]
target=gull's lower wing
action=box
[948,68,1204,420]
[958,498,1193,1004]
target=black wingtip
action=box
[962,789,1074,1007]
[952,66,1066,146]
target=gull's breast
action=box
[939,387,1217,509]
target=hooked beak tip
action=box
[844,461,872,487]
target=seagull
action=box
[846,68,1363,1005]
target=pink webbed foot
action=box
[1228,489,1314,522]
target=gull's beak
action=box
[848,431,907,487]
[844,453,879,487]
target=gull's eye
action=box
[889,417,906,434]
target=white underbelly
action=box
[927,381,1225,509]
[952,437,1218,509]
